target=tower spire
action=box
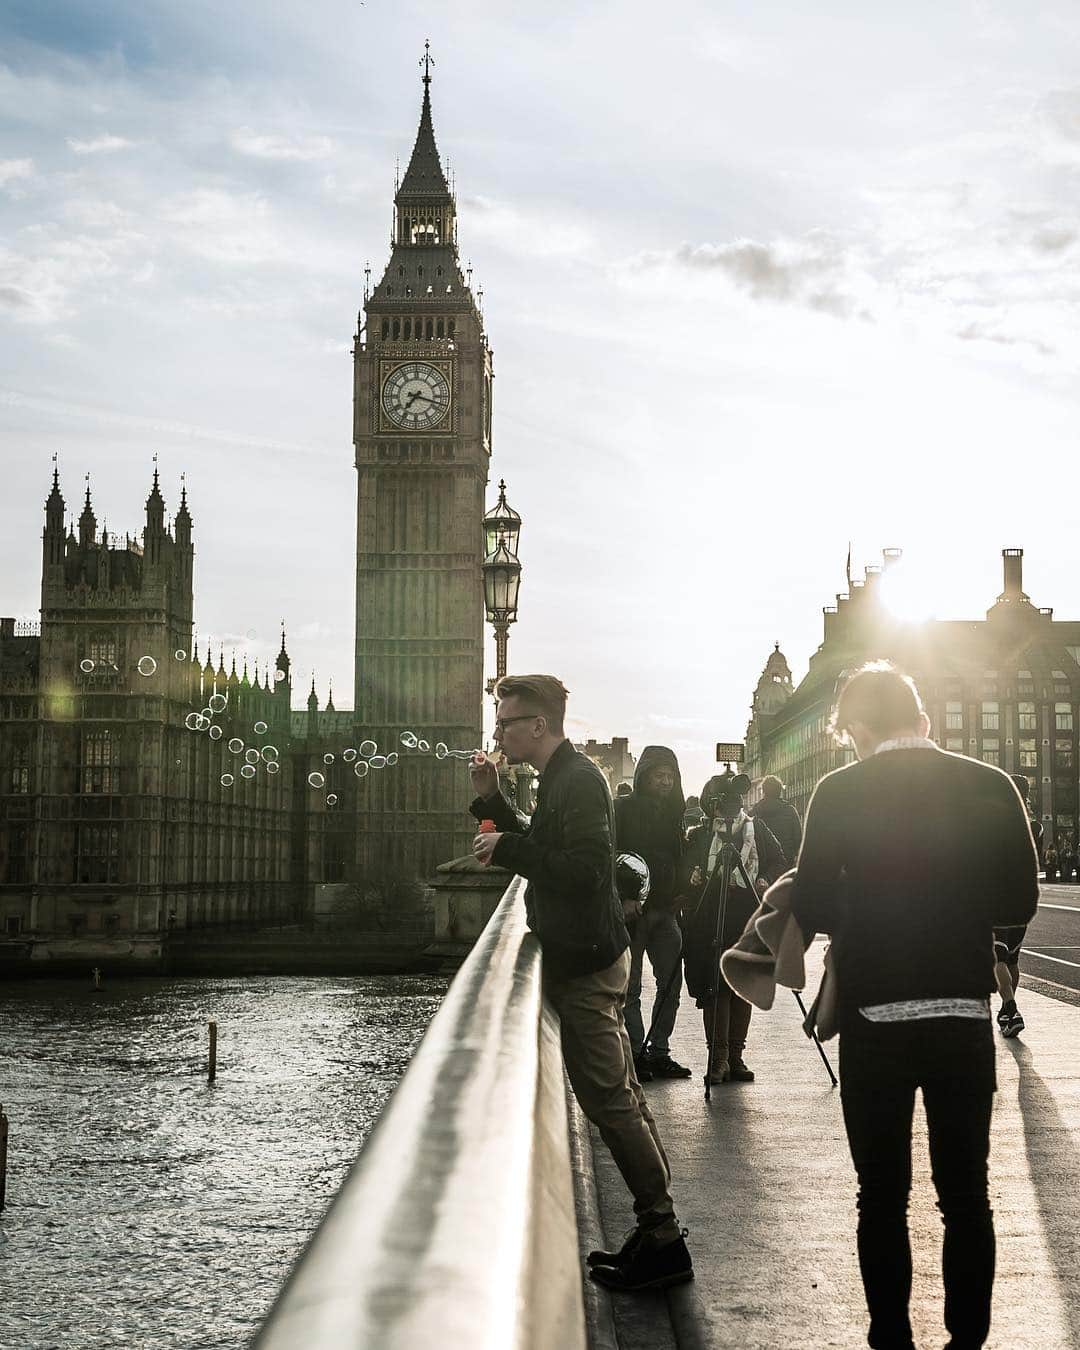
[397,42,451,204]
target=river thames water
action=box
[0,974,447,1350]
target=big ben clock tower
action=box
[353,48,493,888]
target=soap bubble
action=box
[240,764,256,780]
[323,752,335,765]
[246,628,257,639]
[174,649,187,661]
[400,731,419,748]
[386,752,399,766]
[209,693,228,714]
[369,755,388,769]
[435,743,448,760]
[244,748,260,765]
[326,793,338,807]
[137,656,157,677]
[354,761,369,779]
[417,739,430,753]
[209,725,223,741]
[220,773,234,787]
[185,712,201,731]
[342,748,357,763]
[79,658,95,673]
[308,771,325,789]
[202,707,214,721]
[254,720,267,735]
[195,714,210,731]
[260,745,279,762]
[266,760,280,775]
[274,668,286,682]
[228,737,244,754]
[359,739,377,757]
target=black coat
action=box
[680,815,787,1002]
[749,796,802,866]
[792,746,1039,1023]
[471,740,629,980]
[614,746,685,912]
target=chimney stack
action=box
[1001,548,1026,602]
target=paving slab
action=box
[587,942,1080,1349]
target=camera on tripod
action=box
[706,743,749,826]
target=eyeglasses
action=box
[494,714,540,732]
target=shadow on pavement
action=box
[1005,1038,1080,1345]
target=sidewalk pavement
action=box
[584,942,1080,1350]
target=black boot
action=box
[728,1057,755,1082]
[586,1226,641,1269]
[589,1230,693,1291]
[632,1053,654,1082]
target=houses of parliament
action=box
[0,57,494,965]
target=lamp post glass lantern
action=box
[481,481,522,686]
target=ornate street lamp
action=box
[482,481,522,688]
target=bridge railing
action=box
[254,873,586,1350]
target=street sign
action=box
[715,742,745,765]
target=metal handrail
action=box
[255,874,585,1350]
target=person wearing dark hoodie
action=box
[749,775,803,865]
[615,746,692,1081]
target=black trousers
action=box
[839,1015,996,1350]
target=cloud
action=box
[0,284,35,310]
[230,127,335,161]
[66,133,135,154]
[955,322,1055,357]
[0,158,34,189]
[631,234,863,317]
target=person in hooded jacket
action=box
[749,775,803,865]
[615,746,692,1080]
[680,774,787,1084]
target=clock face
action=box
[381,362,451,430]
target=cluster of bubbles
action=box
[306,739,401,805]
[400,731,483,762]
[177,690,281,791]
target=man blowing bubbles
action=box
[469,674,693,1293]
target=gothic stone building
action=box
[351,59,492,886]
[744,547,1080,844]
[0,470,296,958]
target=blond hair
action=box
[495,674,569,734]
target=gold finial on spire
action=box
[420,38,434,86]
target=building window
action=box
[3,825,29,884]
[76,824,120,883]
[1018,701,1036,731]
[4,915,22,935]
[381,319,389,338]
[945,702,963,730]
[8,738,30,793]
[981,738,1000,767]
[1055,702,1073,731]
[1055,738,1073,770]
[981,702,999,731]
[87,633,117,668]
[1019,737,1038,769]
[945,737,964,753]
[82,730,117,794]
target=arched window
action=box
[425,318,433,339]
[417,265,423,278]
[398,265,405,277]
[381,319,389,339]
[386,286,393,297]
[82,729,117,794]
[392,318,400,338]
[448,319,456,339]
[436,266,443,278]
[436,319,444,338]
[404,318,412,339]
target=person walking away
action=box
[1044,844,1058,881]
[615,746,692,1081]
[749,775,803,866]
[681,775,787,1084]
[469,675,692,1292]
[1058,839,1074,882]
[993,774,1044,1039]
[792,663,1039,1350]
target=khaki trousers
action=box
[544,949,679,1240]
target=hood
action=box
[631,745,686,814]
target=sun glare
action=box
[880,567,938,624]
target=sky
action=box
[1,1,1079,793]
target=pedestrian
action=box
[749,774,803,865]
[791,662,1039,1350]
[1059,843,1074,883]
[993,774,1045,1039]
[1044,844,1058,881]
[469,674,692,1292]
[615,746,692,1082]
[681,773,787,1085]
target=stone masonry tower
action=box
[352,50,492,889]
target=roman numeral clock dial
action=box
[381,362,451,430]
